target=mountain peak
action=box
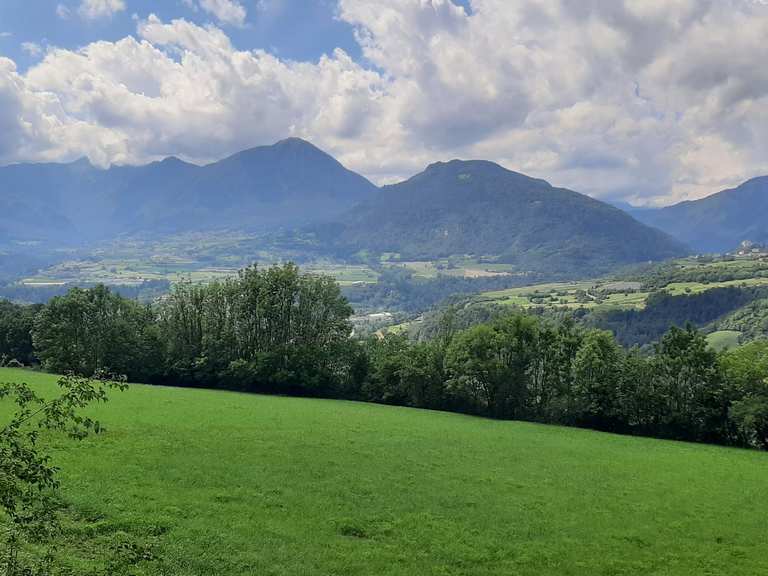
[419,158,549,188]
[425,159,502,171]
[229,137,333,164]
[632,175,768,252]
[332,160,686,273]
[741,175,768,188]
[275,136,315,147]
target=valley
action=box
[1,4,767,576]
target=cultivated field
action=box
[1,368,767,575]
[475,275,768,313]
[476,281,649,311]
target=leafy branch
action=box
[0,371,127,575]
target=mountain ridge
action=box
[632,176,768,252]
[324,159,689,274]
[1,141,691,275]
[0,138,378,243]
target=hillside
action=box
[1,367,767,575]
[632,176,768,253]
[0,138,377,243]
[327,160,688,274]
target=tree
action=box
[160,264,354,394]
[651,325,727,442]
[721,341,768,447]
[572,330,624,430]
[445,315,539,418]
[617,348,659,434]
[32,286,160,381]
[0,372,127,574]
[445,324,502,415]
[0,301,41,367]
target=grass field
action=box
[475,275,768,314]
[477,281,650,311]
[2,367,768,575]
[706,330,743,352]
[664,277,768,296]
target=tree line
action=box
[1,263,767,449]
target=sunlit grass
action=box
[2,367,767,575]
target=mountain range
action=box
[1,137,764,273]
[630,177,768,253]
[0,138,377,242]
[323,159,687,273]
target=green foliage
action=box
[571,330,623,428]
[587,287,762,347]
[635,258,768,290]
[650,326,727,441]
[0,302,40,367]
[714,298,768,341]
[160,263,354,394]
[32,286,161,382]
[366,314,761,447]
[0,372,127,574]
[3,367,768,576]
[720,342,768,448]
[445,316,540,419]
[5,263,768,449]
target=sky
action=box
[0,0,766,206]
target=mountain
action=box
[326,160,688,274]
[631,177,768,253]
[0,138,377,243]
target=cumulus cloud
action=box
[197,0,247,27]
[78,0,126,21]
[1,1,767,205]
[21,42,43,57]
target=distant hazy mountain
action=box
[0,138,377,243]
[632,177,768,253]
[326,160,688,274]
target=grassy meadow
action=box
[2,367,768,575]
[706,330,743,351]
[475,276,768,314]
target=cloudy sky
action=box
[0,0,766,205]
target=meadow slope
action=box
[1,367,767,575]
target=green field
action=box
[384,259,517,280]
[477,281,649,311]
[2,368,768,575]
[706,330,743,352]
[665,277,768,296]
[475,276,768,314]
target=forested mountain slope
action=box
[327,160,688,274]
[632,176,768,253]
[0,138,377,243]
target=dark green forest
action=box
[2,264,767,450]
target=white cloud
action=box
[21,42,43,57]
[198,0,247,27]
[56,4,71,19]
[1,2,767,205]
[78,0,126,21]
[0,32,12,39]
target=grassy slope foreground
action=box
[1,368,767,575]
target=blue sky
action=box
[0,0,472,70]
[0,0,363,69]
[0,0,765,205]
